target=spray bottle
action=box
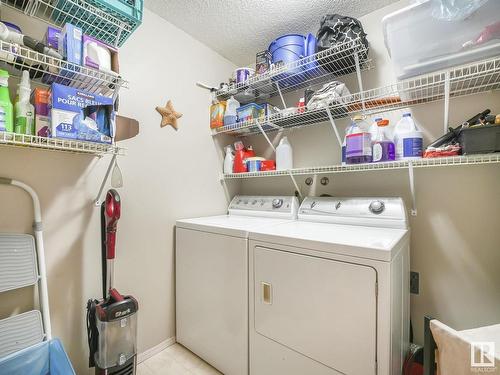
[14,71,35,135]
[0,69,13,132]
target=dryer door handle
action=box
[261,282,273,305]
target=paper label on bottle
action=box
[373,143,382,162]
[346,133,372,157]
[403,137,423,157]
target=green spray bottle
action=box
[0,69,13,133]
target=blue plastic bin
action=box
[268,34,317,87]
[0,339,75,375]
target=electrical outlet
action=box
[410,271,419,294]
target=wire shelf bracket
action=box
[288,170,303,200]
[407,162,417,216]
[326,108,342,147]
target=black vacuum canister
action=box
[459,125,500,155]
[89,292,139,375]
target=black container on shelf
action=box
[459,125,500,155]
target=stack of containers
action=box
[342,113,423,164]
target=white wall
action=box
[237,0,500,344]
[0,6,235,373]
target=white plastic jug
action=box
[393,113,423,160]
[369,117,383,142]
[224,96,240,127]
[276,136,293,170]
[223,145,235,174]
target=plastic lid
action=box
[374,117,383,122]
[234,141,244,150]
[352,114,364,121]
[377,119,389,126]
[403,113,412,117]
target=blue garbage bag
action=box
[0,339,75,375]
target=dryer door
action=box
[253,246,377,375]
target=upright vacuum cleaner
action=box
[87,189,139,375]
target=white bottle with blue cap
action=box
[393,113,423,160]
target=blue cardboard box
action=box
[49,83,115,144]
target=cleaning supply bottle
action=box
[393,113,423,160]
[346,115,372,164]
[372,119,395,162]
[0,69,13,132]
[14,70,35,135]
[341,125,353,165]
[224,96,239,127]
[276,136,293,170]
[223,145,235,174]
[210,89,226,129]
[369,117,383,142]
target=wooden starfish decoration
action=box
[155,100,183,130]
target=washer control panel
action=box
[228,196,299,219]
[299,197,407,229]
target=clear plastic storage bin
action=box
[382,0,500,79]
[95,312,137,368]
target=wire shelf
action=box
[0,40,127,96]
[213,56,500,137]
[0,132,125,155]
[223,154,500,180]
[2,0,138,47]
[216,39,371,104]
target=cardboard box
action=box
[44,26,61,51]
[31,87,50,137]
[49,83,115,144]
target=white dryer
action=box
[248,197,410,375]
[176,195,299,375]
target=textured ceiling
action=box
[145,0,399,66]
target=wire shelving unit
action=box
[223,154,500,180]
[0,132,125,155]
[2,0,137,47]
[216,39,372,104]
[213,56,500,137]
[0,40,128,96]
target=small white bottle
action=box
[14,70,35,135]
[224,96,239,127]
[223,145,235,174]
[276,136,293,170]
[369,117,383,142]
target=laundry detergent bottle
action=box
[223,145,235,174]
[0,69,13,132]
[14,70,35,135]
[369,117,383,142]
[224,96,239,127]
[394,113,423,160]
[341,125,353,165]
[372,119,395,162]
[345,115,372,164]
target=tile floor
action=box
[137,343,222,375]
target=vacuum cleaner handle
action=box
[105,189,121,260]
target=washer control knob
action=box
[272,199,283,209]
[369,200,385,214]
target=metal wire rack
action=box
[0,40,127,96]
[223,154,500,180]
[213,56,500,137]
[0,132,125,155]
[216,39,372,104]
[2,0,136,47]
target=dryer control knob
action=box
[369,200,385,214]
[272,199,283,208]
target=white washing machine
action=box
[175,195,299,375]
[248,197,410,375]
